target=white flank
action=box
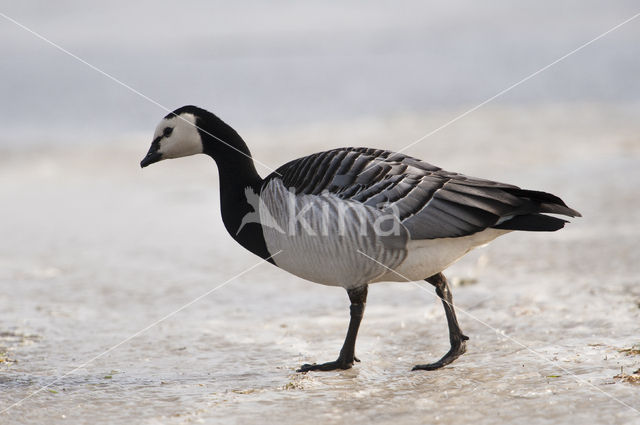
[376,228,510,282]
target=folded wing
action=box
[267,147,580,240]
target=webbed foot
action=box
[412,335,468,371]
[297,357,355,372]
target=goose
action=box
[140,105,581,372]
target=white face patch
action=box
[154,113,203,159]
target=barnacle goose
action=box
[140,105,581,372]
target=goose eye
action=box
[163,127,174,137]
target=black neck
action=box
[196,116,273,263]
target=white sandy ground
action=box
[0,103,639,424]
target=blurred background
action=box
[1,2,639,425]
[1,0,639,146]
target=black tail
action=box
[492,188,581,232]
[494,213,568,231]
[504,188,581,217]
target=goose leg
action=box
[413,273,469,371]
[298,285,368,372]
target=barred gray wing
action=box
[264,147,580,240]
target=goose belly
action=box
[265,232,404,288]
[259,180,408,288]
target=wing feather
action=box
[264,147,580,239]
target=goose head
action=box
[141,105,252,169]
[140,106,205,167]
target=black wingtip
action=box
[541,203,582,218]
[504,188,581,218]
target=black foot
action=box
[297,358,355,372]
[412,335,468,371]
